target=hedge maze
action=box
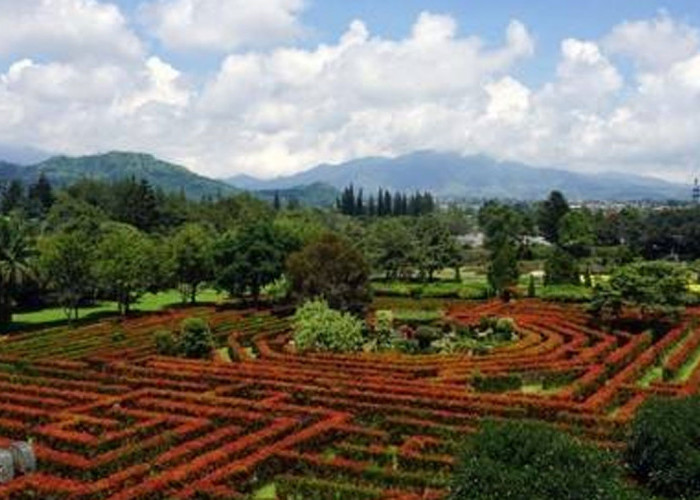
[1,300,700,498]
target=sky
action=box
[1,1,700,181]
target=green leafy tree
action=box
[487,240,519,300]
[450,420,642,500]
[591,261,688,320]
[27,173,55,218]
[38,230,94,321]
[558,209,595,257]
[93,223,159,315]
[538,190,570,244]
[544,246,580,285]
[0,180,25,215]
[626,396,700,499]
[286,232,371,313]
[413,215,458,281]
[169,223,215,304]
[365,219,415,280]
[214,222,297,303]
[0,217,35,326]
[292,299,364,352]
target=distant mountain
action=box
[0,151,237,199]
[224,151,689,201]
[0,144,53,165]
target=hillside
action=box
[0,152,237,199]
[225,151,688,201]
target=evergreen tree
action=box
[273,191,281,211]
[27,173,55,217]
[1,179,25,215]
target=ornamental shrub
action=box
[180,318,214,359]
[626,396,700,498]
[154,329,179,356]
[450,420,642,500]
[293,299,364,353]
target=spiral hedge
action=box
[0,300,699,498]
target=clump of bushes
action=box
[626,396,700,498]
[293,299,364,353]
[153,317,214,359]
[450,421,642,500]
[539,284,592,303]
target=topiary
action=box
[292,299,364,353]
[415,325,441,350]
[179,318,213,359]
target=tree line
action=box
[337,185,436,217]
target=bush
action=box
[626,396,700,498]
[471,373,522,393]
[180,318,214,359]
[111,330,126,343]
[293,299,364,353]
[372,310,394,348]
[154,329,179,356]
[450,421,642,500]
[415,325,441,350]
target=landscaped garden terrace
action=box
[1,297,700,499]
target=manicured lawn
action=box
[11,289,226,327]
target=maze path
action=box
[0,300,699,498]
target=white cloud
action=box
[605,13,699,70]
[1,9,700,183]
[141,0,306,51]
[0,0,143,61]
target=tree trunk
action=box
[0,292,12,326]
[190,283,197,304]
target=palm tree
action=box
[0,217,35,325]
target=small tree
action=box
[450,420,641,500]
[527,274,536,297]
[292,299,364,353]
[0,217,35,326]
[287,233,371,313]
[626,396,700,498]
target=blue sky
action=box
[1,0,700,180]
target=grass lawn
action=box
[10,289,226,328]
[252,483,276,499]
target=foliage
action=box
[591,261,689,320]
[450,420,641,500]
[287,233,372,313]
[544,246,580,285]
[372,309,394,348]
[169,223,215,304]
[38,230,95,321]
[540,284,593,303]
[527,274,536,297]
[538,190,570,244]
[180,318,214,359]
[471,373,522,392]
[364,219,415,280]
[626,396,700,498]
[292,299,364,353]
[215,222,298,302]
[487,240,519,299]
[93,223,160,315]
[154,330,179,356]
[559,209,595,257]
[0,217,35,325]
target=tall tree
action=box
[38,230,94,321]
[93,223,159,315]
[286,232,371,313]
[27,173,55,217]
[169,223,215,304]
[215,222,297,303]
[1,180,25,215]
[538,190,570,244]
[0,217,35,325]
[487,240,519,300]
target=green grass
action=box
[252,483,277,499]
[11,289,226,327]
[677,344,700,382]
[638,366,663,387]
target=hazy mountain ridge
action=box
[0,151,238,199]
[225,151,688,201]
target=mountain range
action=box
[0,150,690,203]
[226,151,688,201]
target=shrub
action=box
[471,373,522,393]
[293,299,364,353]
[154,329,179,356]
[180,318,214,359]
[415,325,441,350]
[372,310,394,348]
[450,421,642,500]
[626,396,700,498]
[111,330,126,343]
[540,284,592,303]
